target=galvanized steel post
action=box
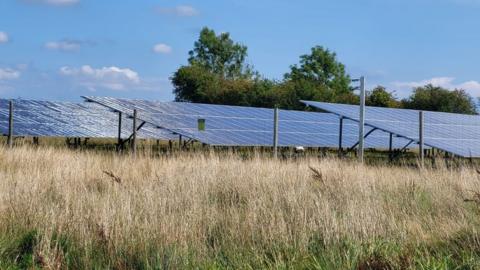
[389,133,393,161]
[117,111,122,152]
[273,107,279,158]
[132,109,137,155]
[419,110,424,167]
[338,116,343,157]
[7,100,14,148]
[358,76,366,163]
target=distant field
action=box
[1,146,480,269]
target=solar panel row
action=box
[301,100,480,157]
[4,97,452,153]
[0,99,176,140]
[83,96,414,148]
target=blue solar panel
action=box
[83,96,415,148]
[301,100,480,157]
[0,99,176,140]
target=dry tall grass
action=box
[0,146,480,269]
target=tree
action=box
[188,27,252,79]
[282,46,355,109]
[366,86,400,108]
[172,65,219,103]
[172,63,276,106]
[172,29,357,110]
[172,27,260,104]
[401,84,477,114]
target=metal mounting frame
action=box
[347,127,378,152]
[117,119,146,149]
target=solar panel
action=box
[0,99,176,140]
[83,96,415,148]
[301,100,480,157]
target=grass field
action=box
[1,145,480,269]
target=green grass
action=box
[2,230,480,269]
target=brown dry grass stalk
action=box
[0,145,478,267]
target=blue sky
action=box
[1,0,480,102]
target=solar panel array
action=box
[302,100,480,157]
[83,96,414,148]
[0,99,176,140]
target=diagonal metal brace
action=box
[347,128,378,152]
[119,121,146,147]
[391,139,414,160]
[182,138,195,149]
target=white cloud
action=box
[152,43,172,54]
[59,65,140,91]
[21,0,80,6]
[392,77,454,89]
[392,77,480,97]
[156,5,199,17]
[0,68,20,80]
[45,40,81,51]
[0,32,9,43]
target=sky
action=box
[1,0,480,102]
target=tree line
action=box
[172,27,477,115]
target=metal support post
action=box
[117,111,122,152]
[7,100,13,148]
[389,133,393,161]
[358,76,366,163]
[132,109,137,155]
[338,117,343,157]
[419,111,424,167]
[273,107,279,158]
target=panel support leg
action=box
[7,100,13,148]
[389,133,393,161]
[131,109,137,155]
[358,76,366,163]
[273,107,279,158]
[117,111,122,152]
[419,111,425,167]
[338,116,343,158]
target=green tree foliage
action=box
[188,27,252,79]
[172,63,277,106]
[172,27,260,105]
[281,46,356,109]
[402,84,477,114]
[173,28,479,114]
[366,86,400,108]
[172,30,357,109]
